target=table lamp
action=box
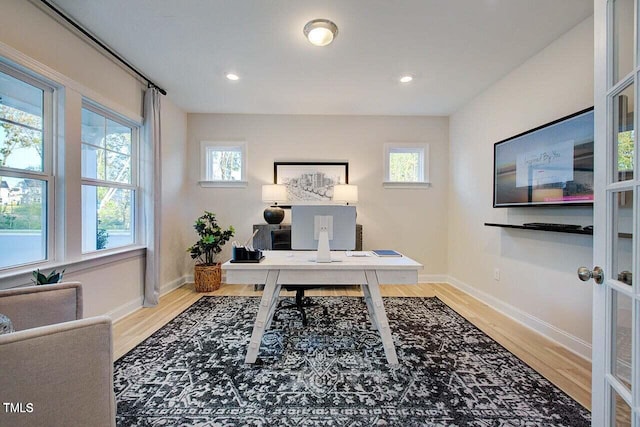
[261,184,287,224]
[332,184,358,205]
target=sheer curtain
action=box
[142,87,162,306]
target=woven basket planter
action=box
[194,263,222,292]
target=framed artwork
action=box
[274,161,349,203]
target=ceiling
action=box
[51,0,593,116]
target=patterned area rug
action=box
[114,296,590,426]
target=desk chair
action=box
[271,229,327,326]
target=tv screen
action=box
[493,108,594,208]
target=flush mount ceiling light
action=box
[400,75,413,83]
[226,73,240,81]
[303,19,338,46]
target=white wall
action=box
[186,114,449,277]
[160,98,190,290]
[0,0,143,118]
[0,0,189,319]
[448,17,594,358]
[68,256,145,318]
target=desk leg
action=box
[245,270,280,364]
[365,270,399,365]
[265,283,282,330]
[361,284,379,331]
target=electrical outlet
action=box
[493,268,500,281]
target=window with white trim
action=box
[0,65,53,269]
[199,141,247,187]
[383,142,430,187]
[81,104,138,253]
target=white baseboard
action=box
[107,296,144,323]
[445,275,592,361]
[107,275,190,323]
[160,275,190,296]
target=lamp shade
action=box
[333,184,358,204]
[261,184,287,203]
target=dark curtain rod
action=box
[38,0,167,96]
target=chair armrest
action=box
[0,282,82,331]
[0,316,115,427]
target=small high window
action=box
[199,141,247,187]
[383,143,430,188]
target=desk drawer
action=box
[225,270,269,284]
[376,270,418,285]
[277,270,367,285]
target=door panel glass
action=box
[612,0,635,84]
[612,191,634,284]
[611,290,632,390]
[610,386,632,426]
[602,0,638,423]
[613,84,635,182]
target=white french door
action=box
[592,0,639,425]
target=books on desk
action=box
[372,249,402,257]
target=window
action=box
[0,66,53,269]
[81,104,137,253]
[383,143,430,187]
[199,141,247,187]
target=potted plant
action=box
[31,269,65,285]
[187,211,234,292]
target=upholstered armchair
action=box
[0,282,115,427]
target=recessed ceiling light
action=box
[226,73,239,81]
[400,75,413,83]
[303,19,338,47]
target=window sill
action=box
[0,245,146,290]
[199,180,248,188]
[79,245,146,264]
[383,181,431,189]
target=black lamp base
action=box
[264,206,285,224]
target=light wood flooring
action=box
[113,282,592,410]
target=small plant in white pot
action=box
[187,211,234,292]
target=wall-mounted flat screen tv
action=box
[493,107,594,208]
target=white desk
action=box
[222,251,423,365]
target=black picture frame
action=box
[273,161,349,205]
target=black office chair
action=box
[271,229,327,326]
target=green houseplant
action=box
[31,268,65,285]
[187,211,234,292]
